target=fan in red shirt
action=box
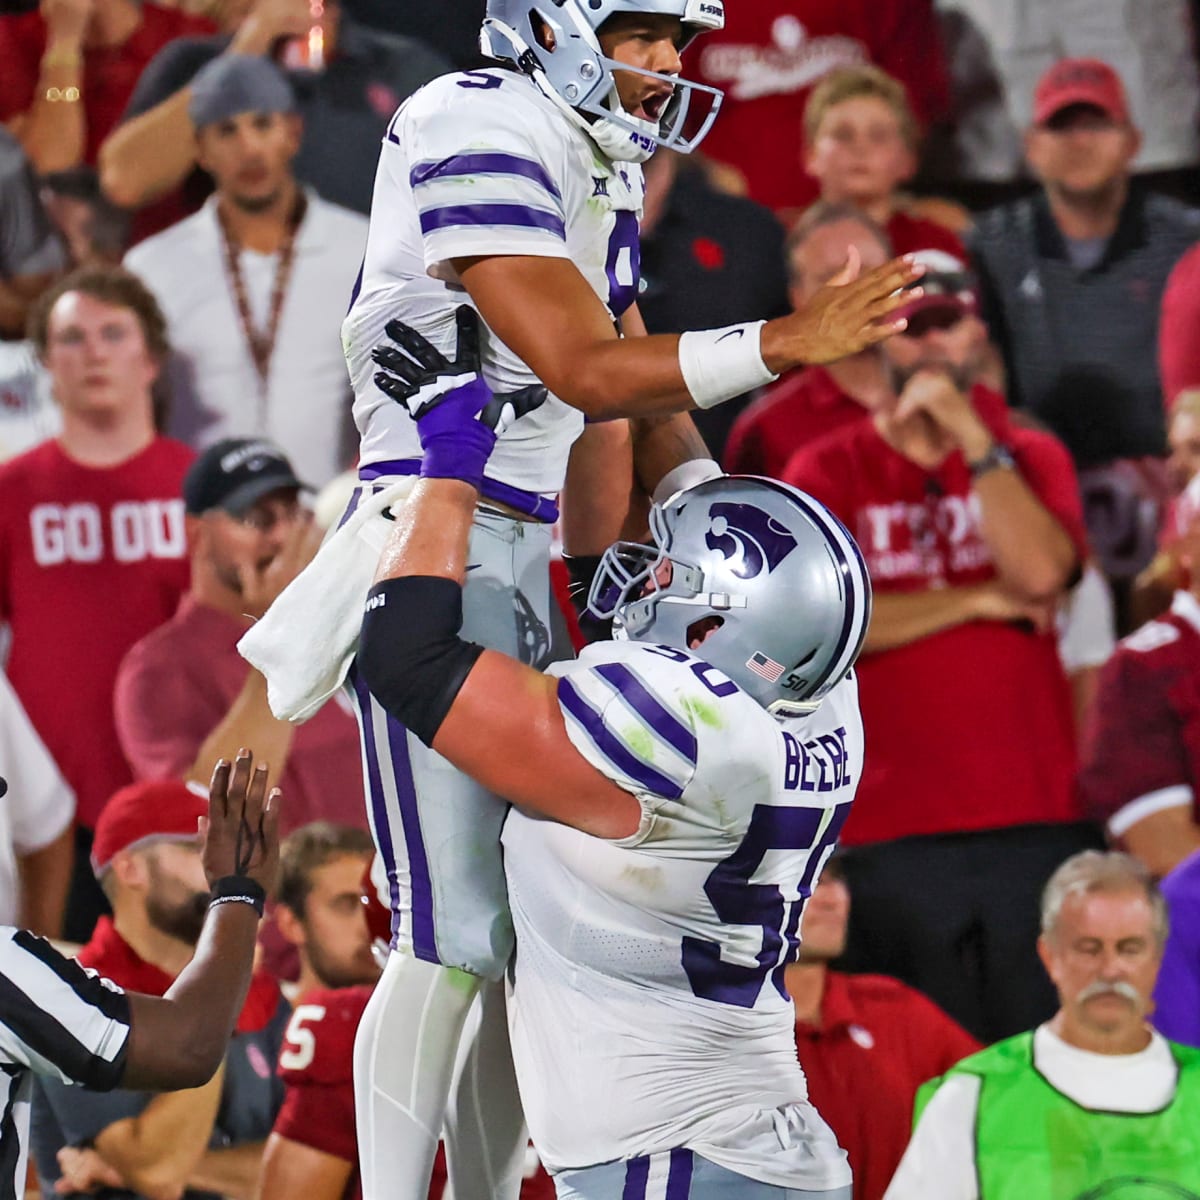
[1081,475,1200,880]
[726,229,1000,483]
[786,858,979,1200]
[690,1,950,214]
[261,851,554,1200]
[0,0,214,174]
[783,275,1099,1042]
[0,266,192,941]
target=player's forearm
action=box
[123,904,260,1090]
[187,1140,264,1200]
[863,586,991,653]
[560,418,633,556]
[974,472,1076,601]
[185,669,295,790]
[16,825,73,936]
[631,411,713,497]
[98,87,197,209]
[373,477,477,585]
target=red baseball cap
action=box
[893,249,978,327]
[1033,58,1130,126]
[91,780,209,877]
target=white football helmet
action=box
[590,476,873,718]
[481,0,724,163]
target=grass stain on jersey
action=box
[681,695,723,729]
[619,862,664,892]
[622,724,655,762]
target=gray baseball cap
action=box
[189,54,296,130]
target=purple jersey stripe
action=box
[384,710,438,963]
[666,1148,694,1198]
[349,664,402,939]
[621,1156,649,1200]
[594,662,697,767]
[558,678,685,799]
[410,152,562,201]
[419,203,566,239]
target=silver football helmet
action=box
[481,0,724,163]
[589,476,873,718]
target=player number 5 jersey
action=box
[344,68,645,499]
[502,641,862,1190]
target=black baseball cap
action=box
[183,438,310,516]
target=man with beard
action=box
[784,272,1097,1043]
[115,439,365,836]
[887,852,1200,1199]
[123,55,366,487]
[31,778,290,1200]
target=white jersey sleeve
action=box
[402,73,571,276]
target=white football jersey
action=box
[343,68,645,500]
[502,640,862,1189]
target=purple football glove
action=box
[372,306,547,489]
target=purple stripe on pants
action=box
[384,705,438,962]
[666,1148,693,1198]
[622,1157,649,1200]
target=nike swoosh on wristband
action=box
[716,329,746,342]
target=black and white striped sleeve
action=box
[0,928,130,1092]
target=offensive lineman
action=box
[357,312,868,1198]
[247,3,920,1196]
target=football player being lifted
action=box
[358,310,870,1199]
[264,1,919,1197]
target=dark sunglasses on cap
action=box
[899,305,967,339]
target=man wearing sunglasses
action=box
[783,251,1098,1046]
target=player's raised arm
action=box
[360,309,642,839]
[453,249,924,422]
[120,750,282,1090]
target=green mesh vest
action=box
[913,1031,1200,1200]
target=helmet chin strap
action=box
[483,16,660,164]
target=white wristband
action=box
[677,321,779,410]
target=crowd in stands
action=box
[4,0,1200,1195]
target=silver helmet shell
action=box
[480,0,724,163]
[589,476,873,718]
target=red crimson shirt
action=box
[795,972,980,1200]
[0,4,215,166]
[274,987,555,1200]
[1079,593,1200,837]
[725,374,1006,482]
[114,595,366,837]
[690,1,949,213]
[0,438,193,828]
[885,211,967,261]
[1159,241,1200,404]
[783,411,1087,844]
[724,367,869,480]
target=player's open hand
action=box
[768,252,926,367]
[201,749,282,893]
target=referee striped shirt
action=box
[0,926,130,1200]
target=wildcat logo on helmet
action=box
[705,503,799,580]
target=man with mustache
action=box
[886,851,1200,1199]
[31,778,290,1199]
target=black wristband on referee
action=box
[209,875,266,918]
